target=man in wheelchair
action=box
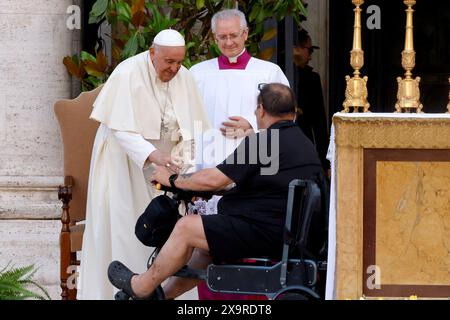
[108,83,326,300]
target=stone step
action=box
[0,219,60,300]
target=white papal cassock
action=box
[77,51,210,300]
[190,50,290,169]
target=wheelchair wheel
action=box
[276,292,309,300]
[114,290,130,300]
[273,288,320,301]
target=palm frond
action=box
[0,262,51,300]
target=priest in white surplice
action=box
[190,9,289,172]
[77,29,210,300]
[189,9,289,299]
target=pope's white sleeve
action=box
[113,130,156,169]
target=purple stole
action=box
[217,50,252,70]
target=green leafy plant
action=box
[64,0,307,91]
[0,263,51,300]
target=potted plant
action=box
[0,263,51,300]
[64,0,307,91]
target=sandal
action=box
[108,260,156,300]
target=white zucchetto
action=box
[153,29,185,47]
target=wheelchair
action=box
[114,177,329,301]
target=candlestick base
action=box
[395,76,423,113]
[343,75,370,113]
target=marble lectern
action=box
[327,113,450,299]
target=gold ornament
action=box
[395,0,423,113]
[342,0,370,113]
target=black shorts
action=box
[201,214,283,262]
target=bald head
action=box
[257,83,296,116]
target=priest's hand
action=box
[150,166,171,187]
[221,116,254,138]
[148,150,181,173]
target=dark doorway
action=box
[329,0,449,118]
[81,0,105,54]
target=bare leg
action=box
[130,215,209,298]
[163,248,213,299]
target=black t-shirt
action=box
[216,120,323,228]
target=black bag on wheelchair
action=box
[135,194,181,248]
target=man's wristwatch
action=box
[169,174,178,189]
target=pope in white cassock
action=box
[77,29,210,300]
[190,9,289,171]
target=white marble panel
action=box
[0,0,73,15]
[0,94,5,144]
[0,220,60,300]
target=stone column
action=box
[0,0,78,299]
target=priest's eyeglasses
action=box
[258,83,267,91]
[215,30,245,43]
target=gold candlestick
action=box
[342,0,370,113]
[395,0,423,113]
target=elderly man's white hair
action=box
[152,29,185,47]
[211,9,248,34]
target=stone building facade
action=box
[0,0,79,299]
